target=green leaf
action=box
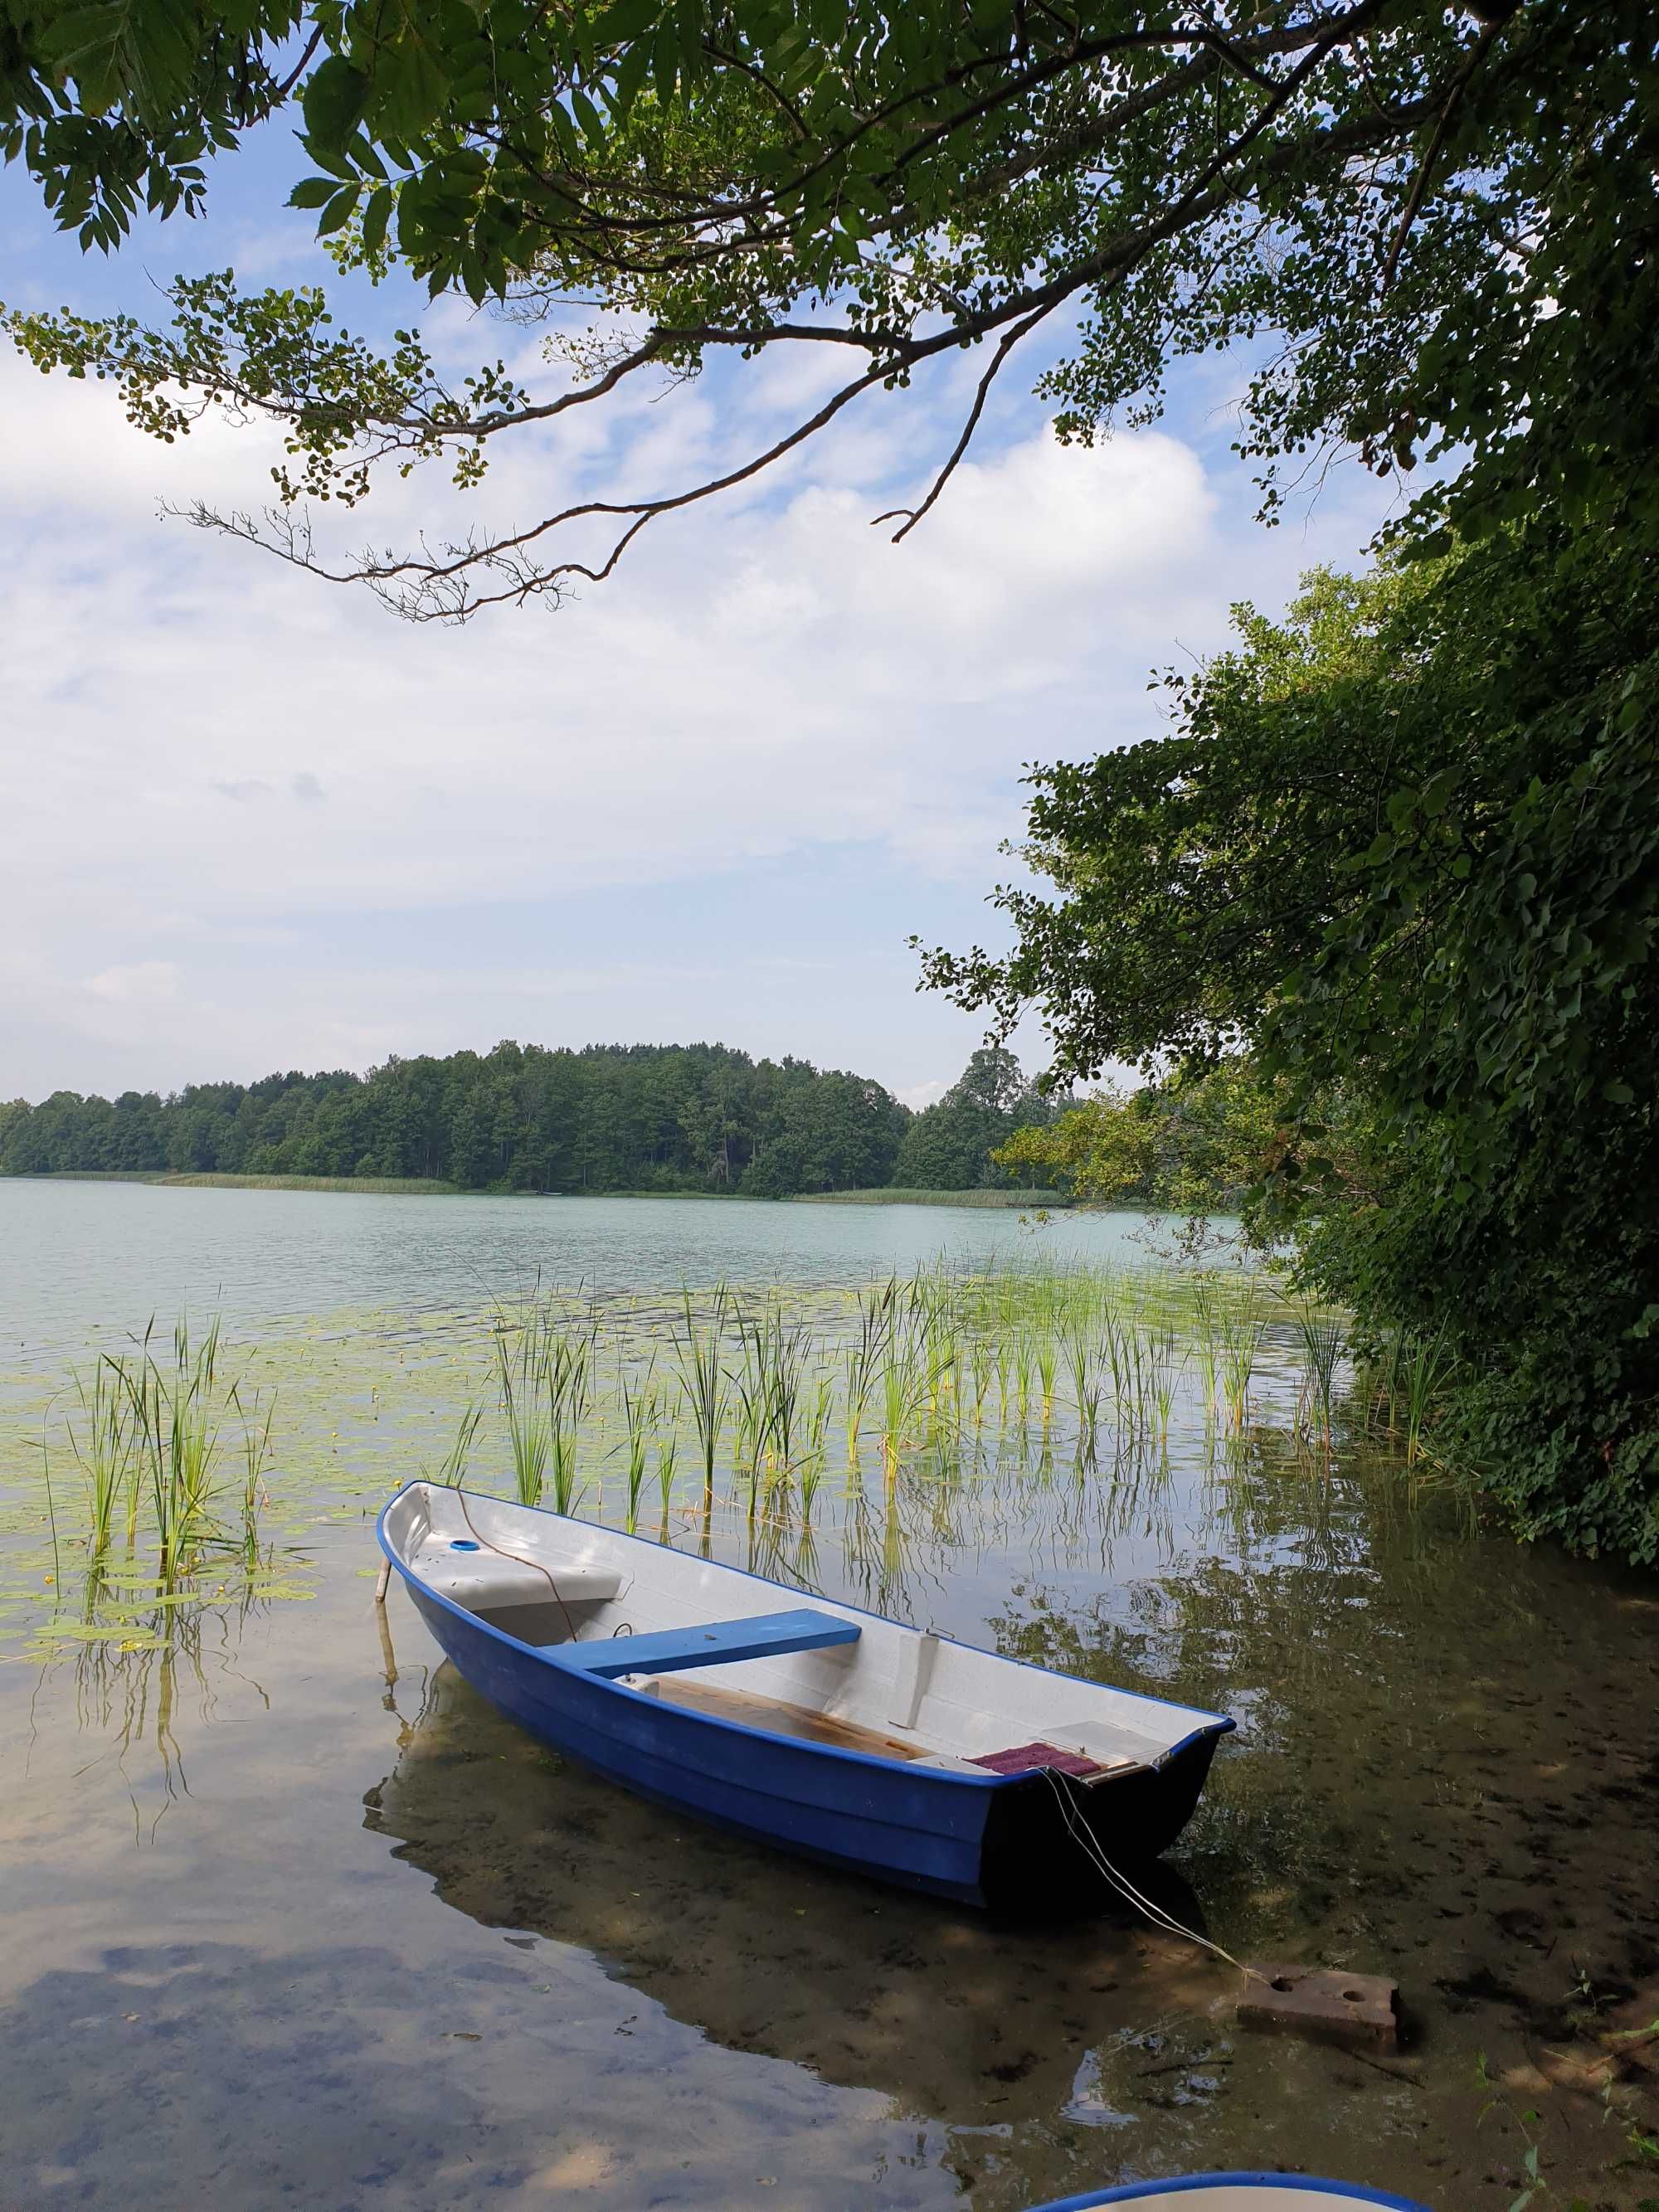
[570,86,606,147]
[592,0,662,41]
[361,185,395,255]
[303,58,372,150]
[288,177,343,211]
[317,183,362,236]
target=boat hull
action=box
[1027,2178,1431,2210]
[404,1581,1219,1909]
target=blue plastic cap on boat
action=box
[449,1539,481,1552]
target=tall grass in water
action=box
[1295,1299,1345,1447]
[68,1357,136,1554]
[1190,1277,1222,1424]
[674,1285,730,1514]
[730,1305,809,1493]
[878,1336,922,1475]
[545,1325,595,1514]
[235,1387,276,1563]
[1399,1325,1453,1462]
[427,1400,485,1487]
[101,1317,276,1579]
[617,1363,657,1534]
[1147,1328,1183,1443]
[1218,1293,1267,1431]
[117,1318,226,1578]
[497,1308,552,1507]
[654,1434,680,1534]
[842,1281,896,1464]
[1062,1322,1102,1448]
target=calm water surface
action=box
[0,1183,1655,2211]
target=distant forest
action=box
[0,1042,1061,1198]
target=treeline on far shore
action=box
[0,1041,1063,1202]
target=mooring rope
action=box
[454,1486,590,1651]
[1040,1768,1263,1981]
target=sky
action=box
[1,112,1399,1112]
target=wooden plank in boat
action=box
[649,1676,931,1760]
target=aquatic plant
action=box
[85,1316,282,1582]
[67,1356,135,1555]
[654,1433,680,1533]
[1295,1299,1345,1447]
[545,1323,595,1514]
[617,1363,657,1534]
[1218,1294,1267,1431]
[496,1308,552,1507]
[111,1318,227,1577]
[1062,1323,1102,1444]
[1399,1324,1454,1463]
[427,1399,485,1487]
[674,1285,731,1514]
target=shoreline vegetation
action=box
[0,1041,1068,1205]
[23,1258,1384,1641]
[791,1188,1073,1208]
[4,1170,1074,1206]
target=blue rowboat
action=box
[1027,2180,1430,2210]
[377,1480,1233,1908]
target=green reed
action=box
[1399,1324,1454,1462]
[427,1399,485,1487]
[1063,1322,1102,1444]
[496,1306,552,1507]
[68,1355,136,1555]
[674,1284,731,1514]
[101,1316,272,1580]
[1218,1291,1267,1431]
[1295,1298,1345,1447]
[617,1361,657,1534]
[546,1324,595,1514]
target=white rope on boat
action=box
[1039,1767,1263,1981]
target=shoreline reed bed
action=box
[18,1256,1447,1649]
[55,1315,275,1588]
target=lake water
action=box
[1,1181,1655,2210]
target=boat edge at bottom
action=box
[1026,2174,1431,2210]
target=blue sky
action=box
[1,112,1400,1109]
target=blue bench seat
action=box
[549,1607,859,1679]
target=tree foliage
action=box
[929,527,1659,1563]
[995,1058,1287,1213]
[0,1039,1053,1198]
[890,1044,1056,1190]
[0,1040,912,1194]
[7,1,1653,615]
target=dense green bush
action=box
[929,527,1659,1564]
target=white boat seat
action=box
[411,1541,622,1616]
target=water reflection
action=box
[363,1660,1230,2138]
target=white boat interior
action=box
[384,1483,1228,1776]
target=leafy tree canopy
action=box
[935,529,1659,1563]
[0,1040,912,1195]
[6,2,1653,615]
[995,1058,1289,1214]
[891,1045,1054,1190]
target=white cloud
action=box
[81,961,180,1004]
[0,340,1394,1099]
